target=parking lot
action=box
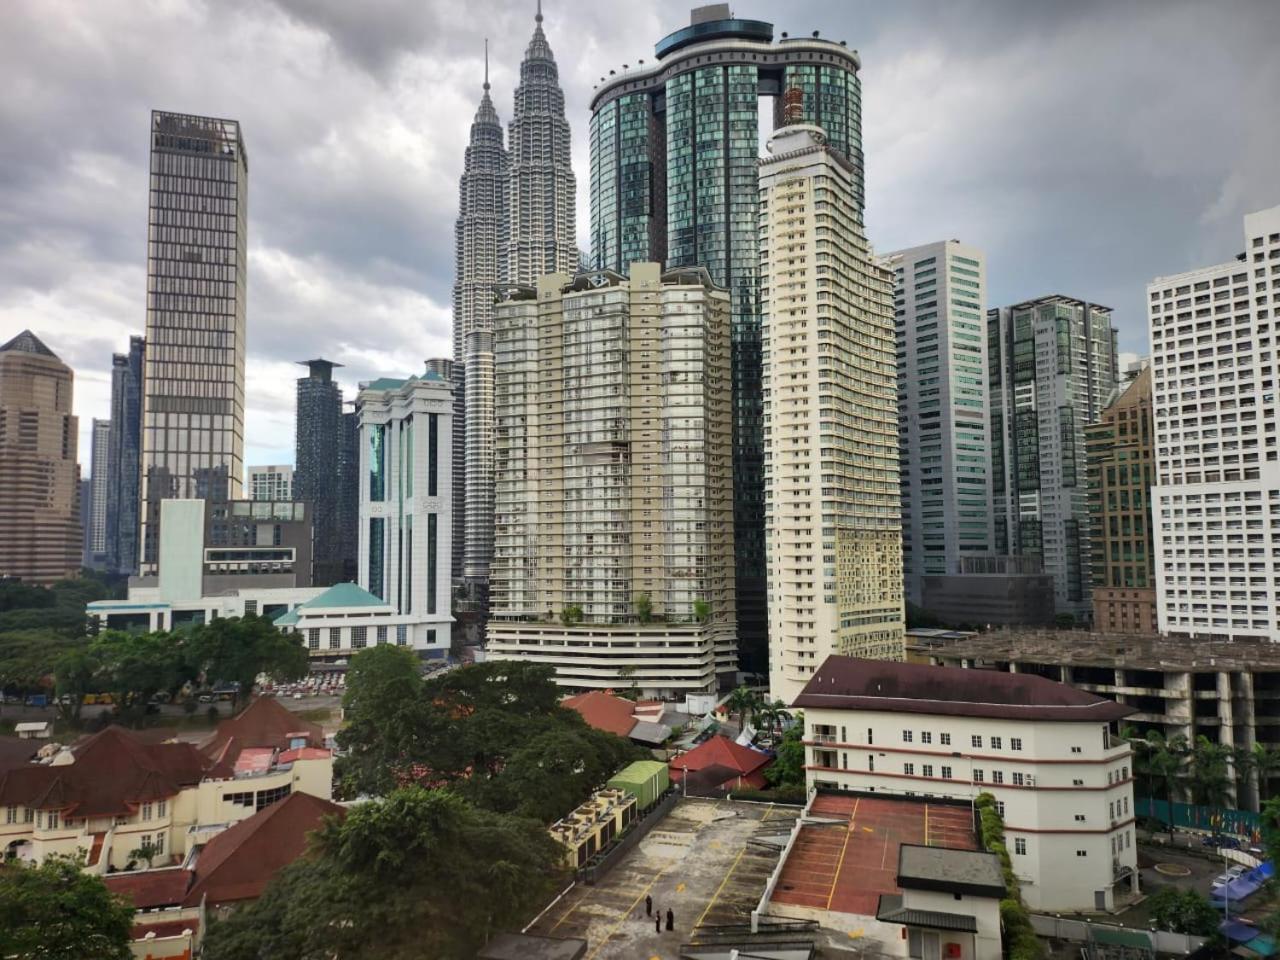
[526,798,798,960]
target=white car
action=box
[1212,865,1248,888]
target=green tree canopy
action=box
[765,712,805,788]
[1147,886,1220,936]
[202,787,565,960]
[187,614,309,706]
[0,854,133,960]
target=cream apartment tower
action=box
[485,263,738,696]
[760,126,904,704]
[1150,204,1280,642]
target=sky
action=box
[1,0,1278,469]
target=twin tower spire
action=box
[451,3,577,592]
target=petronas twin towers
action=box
[452,5,576,593]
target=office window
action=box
[995,801,1005,816]
[904,762,915,775]
[973,769,984,782]
[396,624,407,645]
[902,730,913,743]
[376,625,387,643]
[1075,814,1086,822]
[427,514,438,613]
[368,517,386,600]
[1014,838,1027,855]
[352,626,367,649]
[329,627,341,649]
[921,732,932,745]
[922,764,934,777]
[867,728,874,745]
[1011,738,1023,751]
[941,766,952,779]
[428,413,439,496]
[868,755,875,773]
[308,628,320,650]
[1076,850,1088,857]
[427,628,437,646]
[1012,773,1025,786]
[971,735,983,748]
[940,733,951,746]
[991,736,1003,749]
[992,771,1004,784]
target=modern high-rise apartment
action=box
[1150,204,1280,642]
[87,418,112,567]
[295,359,354,586]
[355,368,454,648]
[759,126,902,704]
[486,263,738,695]
[425,358,465,582]
[588,4,865,669]
[882,240,991,608]
[453,46,508,595]
[106,336,144,575]
[0,331,82,585]
[140,110,248,573]
[503,5,576,284]
[1086,362,1157,633]
[989,296,1119,621]
[248,465,293,501]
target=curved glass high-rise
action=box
[588,6,864,670]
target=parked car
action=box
[1212,865,1248,888]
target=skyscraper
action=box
[759,126,902,704]
[106,336,144,576]
[882,241,991,608]
[87,418,111,567]
[248,465,293,501]
[295,359,352,585]
[0,330,82,585]
[140,110,248,572]
[1086,362,1156,633]
[453,44,508,595]
[425,358,465,582]
[486,264,738,695]
[989,296,1118,620]
[504,3,577,283]
[1150,204,1280,642]
[587,5,864,669]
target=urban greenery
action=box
[764,712,805,791]
[1128,728,1280,822]
[725,685,763,731]
[202,787,565,960]
[558,604,584,626]
[1145,886,1220,937]
[633,592,653,623]
[975,792,1042,960]
[0,854,133,960]
[335,648,645,822]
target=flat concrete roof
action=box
[897,844,1005,898]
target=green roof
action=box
[610,760,668,783]
[304,582,386,609]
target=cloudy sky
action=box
[2,0,1277,468]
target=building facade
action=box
[275,582,449,659]
[989,296,1118,621]
[1086,364,1157,633]
[425,358,466,584]
[1150,205,1280,643]
[295,359,354,586]
[355,370,454,650]
[140,111,249,573]
[485,264,738,695]
[883,241,991,608]
[106,336,144,576]
[0,331,82,585]
[248,465,292,502]
[759,126,903,704]
[588,5,866,670]
[921,556,1055,628]
[86,418,112,568]
[794,656,1137,912]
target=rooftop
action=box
[561,690,638,738]
[896,843,1006,898]
[0,329,57,357]
[669,735,772,791]
[792,656,1133,723]
[274,582,386,626]
[198,696,325,769]
[928,629,1280,673]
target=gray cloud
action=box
[1,0,1277,467]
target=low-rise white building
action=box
[792,656,1137,912]
[274,582,447,659]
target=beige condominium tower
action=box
[485,262,738,696]
[760,125,904,704]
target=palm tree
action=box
[1143,731,1187,827]
[1188,735,1233,810]
[726,686,763,732]
[1252,743,1280,806]
[756,700,792,740]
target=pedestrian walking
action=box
[655,911,662,933]
[666,908,674,931]
[645,894,652,917]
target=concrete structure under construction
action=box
[927,629,1280,810]
[485,263,738,696]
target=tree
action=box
[188,615,308,707]
[1053,613,1077,630]
[693,599,711,624]
[201,788,565,960]
[726,686,763,731]
[765,714,806,789]
[91,629,189,717]
[130,839,162,868]
[633,593,653,624]
[1252,743,1280,805]
[497,727,639,823]
[53,643,103,724]
[1147,886,1220,936]
[1142,731,1187,825]
[559,604,583,627]
[756,700,792,740]
[0,854,133,960]
[1187,734,1233,809]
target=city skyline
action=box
[1,0,1278,468]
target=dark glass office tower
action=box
[336,410,360,582]
[106,335,144,575]
[295,359,357,585]
[140,110,248,571]
[587,7,864,670]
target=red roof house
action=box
[562,690,638,738]
[198,696,325,768]
[668,735,773,792]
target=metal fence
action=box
[1135,797,1261,837]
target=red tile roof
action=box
[182,791,344,908]
[562,690,638,738]
[669,736,772,790]
[104,867,192,909]
[198,697,324,768]
[0,726,227,817]
[792,656,1135,722]
[0,736,37,775]
[277,746,331,764]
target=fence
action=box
[1135,797,1262,837]
[575,787,680,885]
[1030,915,1206,956]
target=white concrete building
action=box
[247,465,293,501]
[485,264,738,696]
[275,582,447,659]
[355,370,454,651]
[1150,204,1280,642]
[881,241,992,608]
[793,656,1137,912]
[759,125,904,705]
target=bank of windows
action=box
[223,784,292,812]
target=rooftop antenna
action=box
[536,0,543,24]
[483,38,490,91]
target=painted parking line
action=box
[585,860,675,960]
[826,796,860,910]
[694,845,748,930]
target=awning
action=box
[876,895,977,933]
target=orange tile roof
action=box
[105,867,192,910]
[198,697,324,768]
[561,690,637,738]
[668,735,772,790]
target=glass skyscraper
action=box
[140,110,248,571]
[296,359,355,585]
[106,335,144,575]
[587,8,864,669]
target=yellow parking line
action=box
[585,861,675,960]
[827,797,860,910]
[695,844,748,930]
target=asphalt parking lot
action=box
[527,797,799,960]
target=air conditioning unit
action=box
[1025,776,1036,786]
